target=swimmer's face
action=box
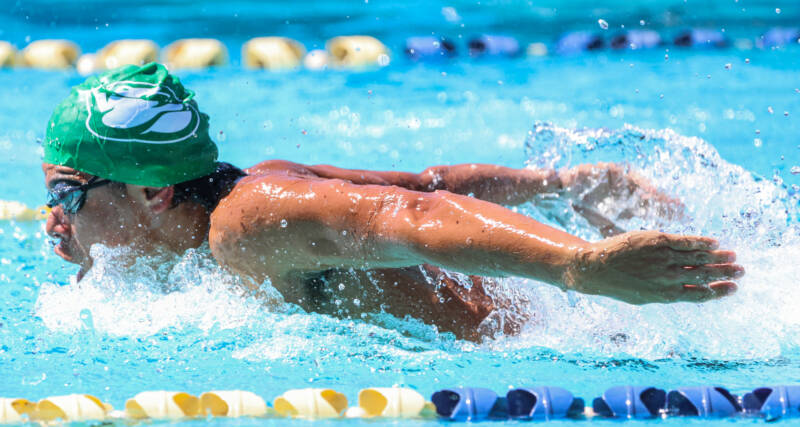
[43,163,148,280]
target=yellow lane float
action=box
[125,391,200,419]
[30,394,111,422]
[326,35,389,68]
[164,38,227,69]
[78,39,159,75]
[243,37,305,70]
[0,42,16,68]
[273,388,348,419]
[0,398,34,423]
[200,390,269,417]
[347,387,434,418]
[21,40,80,69]
[0,201,49,221]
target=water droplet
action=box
[775,8,781,14]
[598,19,609,30]
[377,54,390,67]
[639,20,646,26]
[338,283,345,291]
[791,166,800,175]
[754,138,763,147]
[785,111,790,117]
[724,63,731,70]
[280,219,288,228]
[79,308,95,330]
[768,106,774,114]
[745,58,750,64]
[341,230,347,236]
[353,298,361,307]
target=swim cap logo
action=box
[83,81,200,144]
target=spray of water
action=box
[485,123,800,360]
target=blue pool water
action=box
[2,0,800,424]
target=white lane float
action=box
[200,390,269,417]
[326,35,389,68]
[0,42,16,68]
[273,388,348,419]
[29,394,111,422]
[0,398,34,423]
[303,49,330,70]
[243,37,305,70]
[164,38,227,69]
[125,391,200,419]
[21,39,80,69]
[345,387,435,418]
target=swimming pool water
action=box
[2,0,800,424]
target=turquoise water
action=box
[2,0,800,424]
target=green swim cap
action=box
[43,62,218,187]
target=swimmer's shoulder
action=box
[244,159,318,178]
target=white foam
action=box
[483,123,800,359]
[35,244,281,337]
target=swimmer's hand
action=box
[563,231,743,304]
[558,163,683,237]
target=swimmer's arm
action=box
[247,161,675,216]
[305,163,561,205]
[210,175,741,305]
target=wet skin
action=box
[44,161,744,340]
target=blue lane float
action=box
[666,387,741,417]
[610,30,662,50]
[759,27,800,48]
[430,388,507,421]
[507,387,584,420]
[592,386,666,418]
[467,35,520,58]
[555,31,604,55]
[404,36,456,60]
[743,385,800,420]
[673,28,728,48]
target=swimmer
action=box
[42,63,743,340]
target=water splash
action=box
[35,244,278,336]
[482,123,800,360]
[33,243,464,367]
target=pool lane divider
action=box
[2,26,797,71]
[4,385,800,422]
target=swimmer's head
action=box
[44,62,218,186]
[42,64,242,279]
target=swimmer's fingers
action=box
[655,233,719,251]
[674,250,736,265]
[676,264,745,283]
[677,282,738,302]
[624,231,719,251]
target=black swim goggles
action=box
[46,176,112,214]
